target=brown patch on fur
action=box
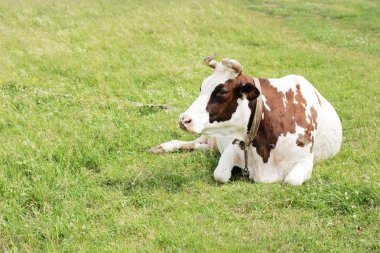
[296,134,312,147]
[206,74,259,123]
[251,78,318,162]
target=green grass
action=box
[0,0,379,252]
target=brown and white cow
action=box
[151,57,342,185]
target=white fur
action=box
[262,95,271,111]
[156,71,342,186]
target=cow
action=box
[150,55,342,185]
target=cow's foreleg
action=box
[213,144,243,183]
[150,135,216,153]
[283,157,313,186]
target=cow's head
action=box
[179,55,260,140]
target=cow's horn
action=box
[204,53,217,69]
[222,58,242,74]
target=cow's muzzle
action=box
[178,114,192,131]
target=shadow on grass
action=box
[102,169,206,195]
[101,152,219,202]
[101,171,195,208]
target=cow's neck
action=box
[233,77,264,178]
[232,77,264,146]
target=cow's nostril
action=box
[178,114,192,131]
[179,114,192,125]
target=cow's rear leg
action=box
[150,135,216,153]
[283,158,313,186]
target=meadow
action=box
[0,0,379,252]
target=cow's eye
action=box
[218,88,228,96]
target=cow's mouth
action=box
[179,122,199,134]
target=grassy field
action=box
[0,0,379,252]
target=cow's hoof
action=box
[149,145,165,154]
[214,170,231,183]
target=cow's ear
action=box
[240,82,260,101]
